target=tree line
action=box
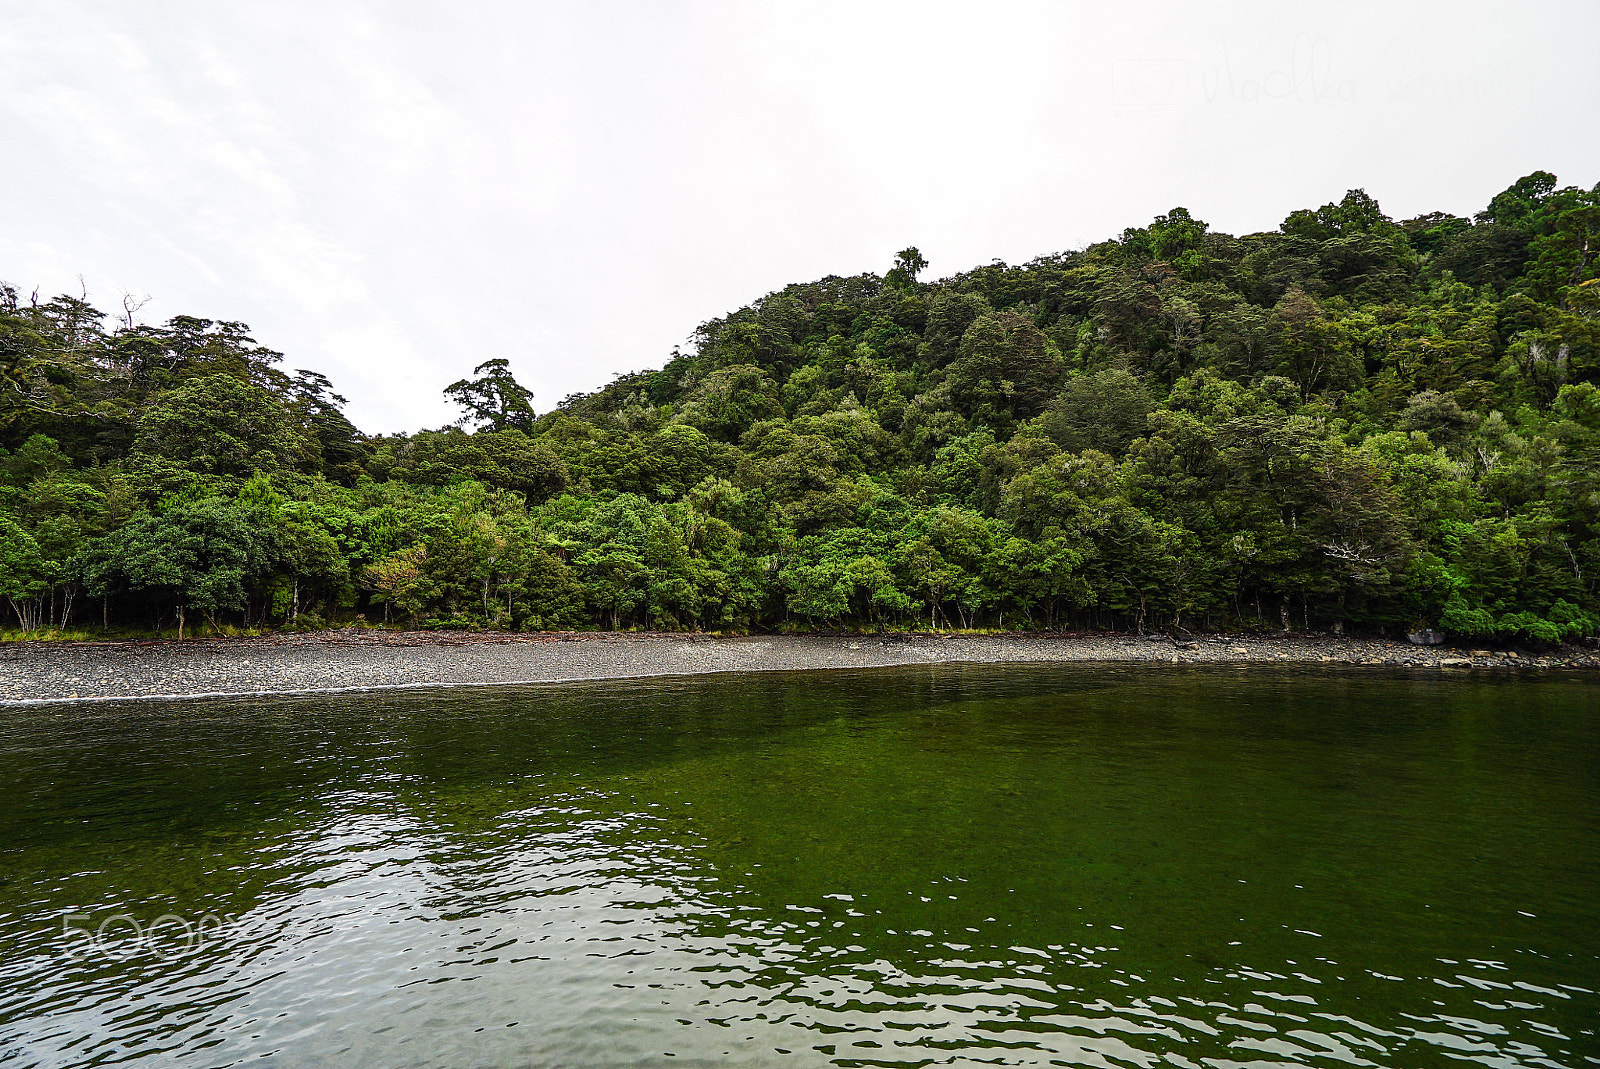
[3,171,1598,641]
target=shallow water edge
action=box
[4,630,1596,705]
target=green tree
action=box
[73,500,276,638]
[884,247,929,290]
[0,515,52,631]
[1037,369,1153,455]
[133,374,311,478]
[444,358,537,431]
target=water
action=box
[0,664,1596,1068]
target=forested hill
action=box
[4,171,1599,641]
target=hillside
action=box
[3,171,1598,640]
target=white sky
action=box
[2,1,1597,433]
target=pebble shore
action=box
[2,630,1597,704]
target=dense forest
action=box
[3,172,1599,641]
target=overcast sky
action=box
[2,1,1597,433]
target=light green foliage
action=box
[0,514,52,630]
[679,364,784,442]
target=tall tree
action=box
[444,359,537,432]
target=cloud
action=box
[2,0,1597,432]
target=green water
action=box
[0,665,1596,1067]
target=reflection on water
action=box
[0,665,1595,1067]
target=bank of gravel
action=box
[3,630,1597,705]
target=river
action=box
[1,664,1595,1067]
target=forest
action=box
[3,171,1598,641]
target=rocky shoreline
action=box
[2,630,1597,704]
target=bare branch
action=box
[119,291,153,330]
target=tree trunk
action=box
[177,604,185,641]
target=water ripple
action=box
[0,667,1596,1067]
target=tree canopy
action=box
[4,170,1599,643]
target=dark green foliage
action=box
[1037,369,1153,456]
[72,499,275,637]
[133,374,311,477]
[4,171,1600,640]
[444,358,537,432]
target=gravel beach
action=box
[2,630,1597,704]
